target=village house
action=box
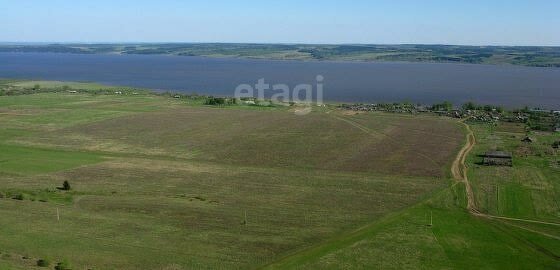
[483,151,513,167]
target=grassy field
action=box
[267,123,560,269]
[467,122,560,221]
[266,121,560,269]
[0,81,558,269]
[264,185,560,269]
[0,84,466,269]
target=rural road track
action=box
[333,114,560,245]
[452,120,478,213]
[454,121,560,235]
[262,115,558,269]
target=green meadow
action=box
[0,81,558,269]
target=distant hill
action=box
[1,43,560,67]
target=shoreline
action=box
[2,78,560,113]
[2,51,560,69]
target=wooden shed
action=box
[483,151,513,167]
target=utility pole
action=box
[496,184,500,214]
[430,211,433,227]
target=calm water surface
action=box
[1,53,559,108]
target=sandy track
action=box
[261,117,558,269]
[454,121,560,235]
[452,121,478,212]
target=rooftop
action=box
[485,151,513,158]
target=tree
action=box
[443,101,453,111]
[62,181,71,191]
[462,101,477,111]
[37,259,50,267]
[432,101,453,111]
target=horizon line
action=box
[1,41,560,48]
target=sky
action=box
[1,0,559,46]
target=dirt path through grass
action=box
[452,120,478,213]
[456,121,560,240]
[262,117,559,269]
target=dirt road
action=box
[452,121,478,213]
[453,121,560,232]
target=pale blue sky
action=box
[1,0,559,45]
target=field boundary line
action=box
[331,114,441,168]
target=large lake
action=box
[1,52,559,108]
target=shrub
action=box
[62,181,71,191]
[12,193,25,200]
[54,260,71,270]
[205,97,236,106]
[205,97,226,105]
[193,196,206,201]
[37,259,50,267]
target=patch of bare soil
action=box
[515,145,534,157]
